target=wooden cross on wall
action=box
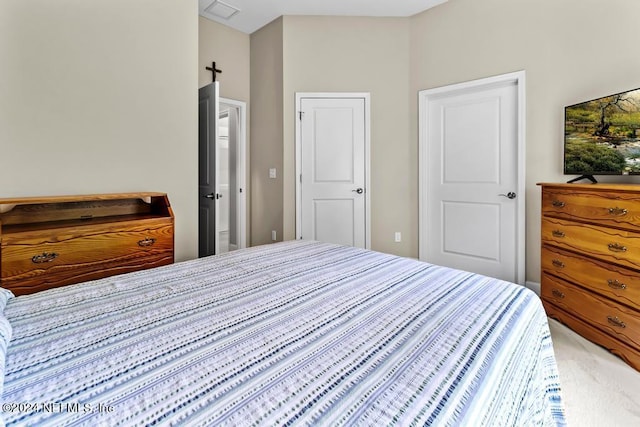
[206,61,222,82]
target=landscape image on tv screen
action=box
[565,87,640,175]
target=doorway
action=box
[218,99,247,252]
[295,93,371,248]
[418,71,525,284]
[198,82,247,257]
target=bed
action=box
[0,240,565,426]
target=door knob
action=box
[203,193,223,199]
[498,192,516,199]
[352,188,364,194]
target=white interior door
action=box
[419,72,525,284]
[296,94,369,248]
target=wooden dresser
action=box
[0,193,174,295]
[539,183,640,370]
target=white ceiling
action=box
[199,0,448,34]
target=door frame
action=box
[295,92,371,248]
[220,97,248,249]
[219,97,247,250]
[418,71,526,284]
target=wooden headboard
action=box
[0,193,174,295]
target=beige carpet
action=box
[548,318,640,426]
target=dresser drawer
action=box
[542,188,640,232]
[542,245,640,311]
[542,217,640,270]
[542,273,640,351]
[1,218,173,294]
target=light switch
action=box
[269,168,277,179]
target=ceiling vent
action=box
[205,0,241,20]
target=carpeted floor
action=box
[548,318,640,426]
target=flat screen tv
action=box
[564,87,640,183]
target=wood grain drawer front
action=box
[1,220,173,292]
[542,189,640,232]
[542,217,640,270]
[542,245,640,311]
[542,274,640,351]
[543,301,640,372]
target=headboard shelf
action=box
[0,193,170,226]
[2,214,170,235]
[0,192,174,295]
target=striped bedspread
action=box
[0,241,565,426]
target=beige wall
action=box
[279,16,414,256]
[411,0,640,282]
[0,0,199,261]
[199,17,251,243]
[198,17,250,99]
[250,18,284,246]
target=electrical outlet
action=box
[269,168,277,179]
[272,230,277,241]
[394,232,401,243]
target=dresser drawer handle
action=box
[552,259,565,268]
[138,237,156,247]
[607,316,626,329]
[552,200,565,208]
[552,230,565,238]
[31,252,59,263]
[608,207,628,216]
[552,289,565,299]
[607,279,627,290]
[608,243,627,253]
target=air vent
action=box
[205,0,240,20]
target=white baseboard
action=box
[525,280,541,296]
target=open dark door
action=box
[198,82,220,257]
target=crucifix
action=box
[206,61,222,82]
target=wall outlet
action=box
[269,168,277,179]
[394,232,402,243]
[272,230,277,241]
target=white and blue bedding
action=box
[0,240,565,426]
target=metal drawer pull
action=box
[608,207,628,216]
[552,200,565,208]
[552,289,565,299]
[608,243,627,253]
[138,237,156,247]
[607,316,626,329]
[32,252,59,263]
[552,230,565,238]
[552,259,565,268]
[607,279,627,290]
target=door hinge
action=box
[299,174,302,183]
[299,111,304,120]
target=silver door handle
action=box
[203,193,223,199]
[498,192,516,199]
[352,188,364,194]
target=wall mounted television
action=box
[564,87,640,183]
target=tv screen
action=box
[564,87,640,182]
